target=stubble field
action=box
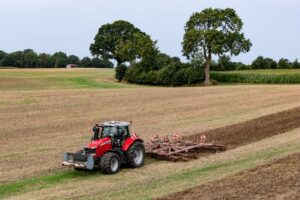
[1,68,300,199]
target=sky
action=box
[0,0,299,64]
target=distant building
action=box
[66,64,78,68]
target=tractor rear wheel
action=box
[126,141,145,168]
[100,152,121,174]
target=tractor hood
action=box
[86,137,111,149]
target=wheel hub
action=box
[133,148,143,165]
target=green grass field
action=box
[211,69,300,84]
[0,68,140,91]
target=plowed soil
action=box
[163,106,300,161]
[191,106,300,150]
[160,152,300,200]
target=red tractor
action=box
[62,121,145,174]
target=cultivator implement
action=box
[145,133,226,161]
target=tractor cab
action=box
[92,121,130,142]
[101,121,130,139]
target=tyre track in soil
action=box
[188,106,300,151]
[159,152,300,200]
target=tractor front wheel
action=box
[100,152,121,174]
[126,141,145,168]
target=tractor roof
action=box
[102,121,130,127]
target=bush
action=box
[124,51,205,86]
[115,64,127,81]
[156,64,178,85]
[126,61,204,86]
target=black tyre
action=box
[126,141,145,168]
[100,152,121,174]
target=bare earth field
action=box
[1,69,300,199]
[191,106,300,151]
[160,152,300,200]
[1,85,300,183]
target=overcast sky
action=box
[0,0,299,64]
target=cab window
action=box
[117,126,129,138]
[101,126,117,138]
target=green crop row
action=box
[211,71,300,84]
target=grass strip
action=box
[93,144,300,200]
[51,76,126,89]
[0,170,102,199]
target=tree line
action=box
[0,49,113,68]
[90,8,252,85]
[209,55,300,71]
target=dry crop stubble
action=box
[6,127,300,200]
[1,85,300,183]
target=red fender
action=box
[122,134,143,151]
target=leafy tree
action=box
[189,50,205,68]
[278,58,290,69]
[0,50,6,60]
[0,50,7,66]
[99,59,114,68]
[67,55,80,65]
[37,53,53,68]
[264,58,277,69]
[252,56,277,69]
[80,57,92,67]
[182,8,252,85]
[91,57,113,68]
[252,56,265,69]
[90,20,146,65]
[156,53,179,68]
[51,52,68,68]
[1,54,13,66]
[292,59,300,68]
[235,62,251,70]
[217,55,236,71]
[115,33,159,69]
[1,51,23,67]
[115,64,127,81]
[23,49,38,67]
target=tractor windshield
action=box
[101,126,117,138]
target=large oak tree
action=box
[182,8,252,85]
[90,20,148,66]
